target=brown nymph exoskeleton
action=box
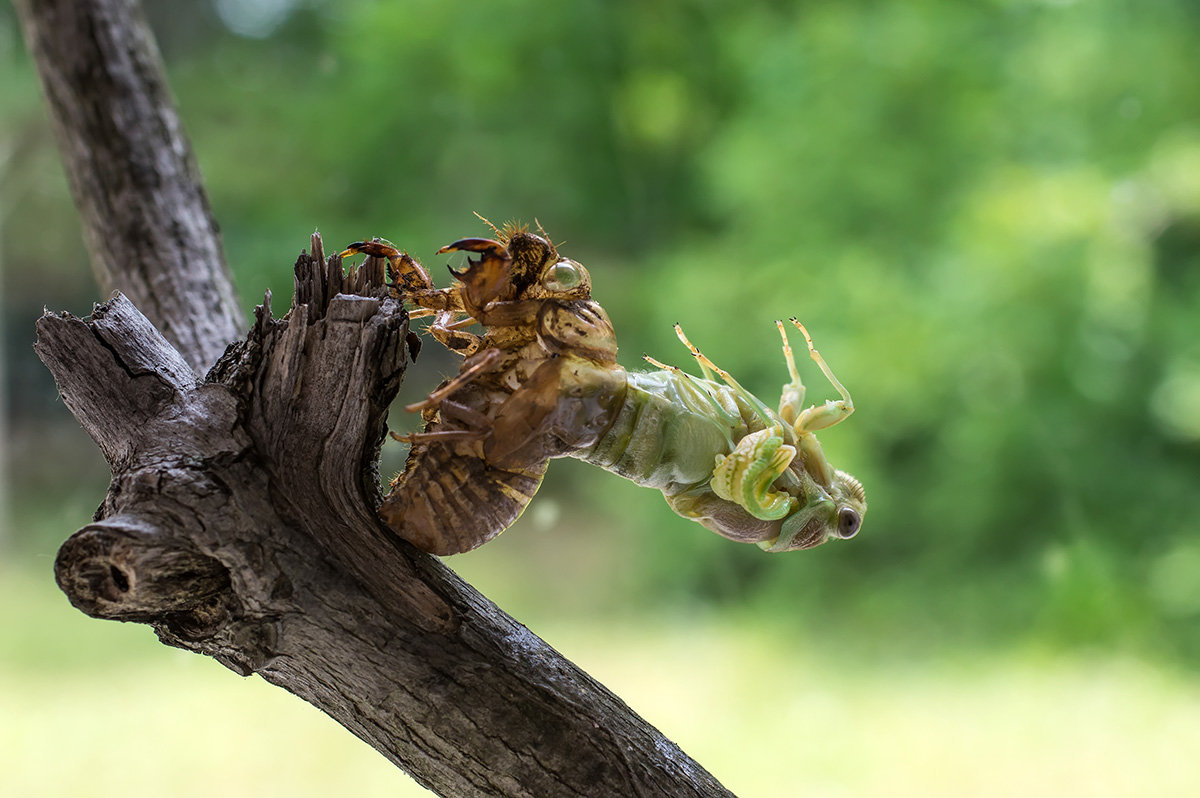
[341,223,866,555]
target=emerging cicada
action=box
[341,226,866,555]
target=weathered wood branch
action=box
[15,0,243,372]
[18,0,735,793]
[34,241,734,797]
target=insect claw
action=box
[438,238,514,313]
[338,240,399,260]
[436,237,510,259]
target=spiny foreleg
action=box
[338,239,438,296]
[436,237,514,318]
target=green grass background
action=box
[5,562,1200,797]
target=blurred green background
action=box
[3,0,1200,795]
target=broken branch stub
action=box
[35,234,733,798]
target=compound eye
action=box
[543,260,583,292]
[836,507,861,539]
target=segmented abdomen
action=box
[379,438,547,555]
[580,369,746,493]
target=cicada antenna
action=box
[473,211,503,238]
[533,218,560,258]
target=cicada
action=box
[341,226,866,555]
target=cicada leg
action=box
[390,357,502,449]
[390,428,483,445]
[775,320,806,427]
[776,318,855,488]
[669,323,797,521]
[436,237,514,316]
[780,318,854,434]
[427,310,484,356]
[404,348,502,412]
[339,239,435,294]
[672,323,780,429]
[643,354,738,449]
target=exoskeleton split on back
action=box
[340,223,866,555]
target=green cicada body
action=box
[340,227,865,555]
[582,363,865,552]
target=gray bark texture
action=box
[17,0,735,795]
[15,0,243,373]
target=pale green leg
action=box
[642,354,738,449]
[668,323,799,521]
[782,318,854,435]
[775,319,807,426]
[672,323,778,429]
[711,428,797,521]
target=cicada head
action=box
[830,468,867,539]
[762,458,867,552]
[504,231,593,303]
[502,229,555,291]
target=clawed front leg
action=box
[339,239,436,295]
[436,237,514,317]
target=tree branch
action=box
[14,0,243,372]
[34,248,733,796]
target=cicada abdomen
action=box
[379,434,547,555]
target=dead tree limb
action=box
[15,0,243,372]
[36,248,732,795]
[17,0,734,794]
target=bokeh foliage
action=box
[3,0,1199,660]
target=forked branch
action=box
[33,241,733,797]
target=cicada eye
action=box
[542,260,583,292]
[836,507,861,539]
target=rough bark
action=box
[35,246,733,796]
[15,0,243,373]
